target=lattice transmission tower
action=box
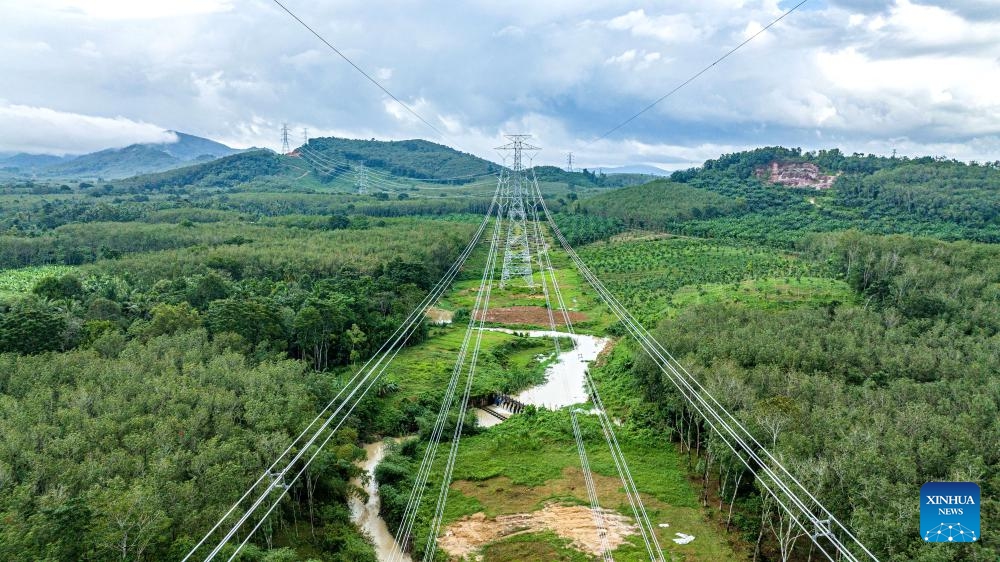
[355,164,368,195]
[496,134,539,288]
[280,123,291,155]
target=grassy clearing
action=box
[0,264,77,299]
[390,409,738,561]
[479,530,591,562]
[670,276,856,311]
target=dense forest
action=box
[610,232,999,561]
[0,181,477,558]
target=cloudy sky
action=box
[1,0,998,169]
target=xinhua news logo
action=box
[920,482,980,543]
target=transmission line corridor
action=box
[186,136,877,562]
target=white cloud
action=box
[1,0,999,166]
[606,49,662,70]
[495,25,525,38]
[47,0,233,20]
[815,47,1000,135]
[605,50,638,65]
[73,40,101,58]
[606,9,708,43]
[0,103,174,155]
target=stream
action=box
[476,329,609,425]
[349,439,412,562]
[353,329,610,560]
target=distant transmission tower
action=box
[355,164,368,195]
[302,127,308,145]
[280,123,291,155]
[496,134,539,288]
[566,152,574,172]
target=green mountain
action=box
[21,132,240,180]
[116,149,286,191]
[153,131,238,161]
[531,165,653,188]
[301,137,499,182]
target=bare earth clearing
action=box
[475,305,587,326]
[438,503,637,559]
[426,306,455,324]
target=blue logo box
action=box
[920,481,980,543]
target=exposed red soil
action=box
[475,306,587,326]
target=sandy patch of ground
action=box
[438,503,637,559]
[426,306,454,324]
[475,306,587,326]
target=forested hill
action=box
[531,165,655,188]
[566,147,1000,246]
[303,137,499,181]
[115,149,288,192]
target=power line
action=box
[270,0,446,139]
[185,188,503,561]
[532,187,877,561]
[593,0,810,142]
[526,169,664,560]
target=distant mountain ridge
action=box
[151,131,240,161]
[599,164,671,176]
[0,131,241,180]
[0,153,73,170]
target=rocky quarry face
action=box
[756,161,837,189]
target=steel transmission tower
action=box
[496,134,539,288]
[355,164,368,195]
[280,123,291,154]
[566,152,573,172]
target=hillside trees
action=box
[560,148,1000,248]
[624,232,999,560]
[0,330,365,560]
[0,296,67,354]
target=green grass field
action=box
[399,408,739,561]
